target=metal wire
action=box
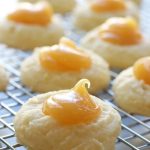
[0,0,150,149]
[0,46,150,150]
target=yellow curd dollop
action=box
[99,17,142,45]
[43,79,101,125]
[39,37,91,72]
[7,2,53,26]
[134,57,150,85]
[91,0,126,13]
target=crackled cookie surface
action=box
[14,79,121,150]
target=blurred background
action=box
[0,0,150,150]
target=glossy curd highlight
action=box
[43,79,101,125]
[40,38,91,72]
[99,17,142,45]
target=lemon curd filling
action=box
[7,2,53,26]
[99,17,142,45]
[43,79,101,125]
[133,57,150,85]
[90,0,126,13]
[40,38,91,72]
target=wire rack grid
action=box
[0,0,150,150]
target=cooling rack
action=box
[0,0,150,150]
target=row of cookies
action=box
[0,1,148,150]
[13,55,150,149]
[0,1,150,68]
[17,0,141,14]
[14,51,150,149]
[0,36,121,150]
[0,0,144,50]
[1,36,150,117]
[13,41,150,149]
[14,72,150,150]
[0,1,149,116]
